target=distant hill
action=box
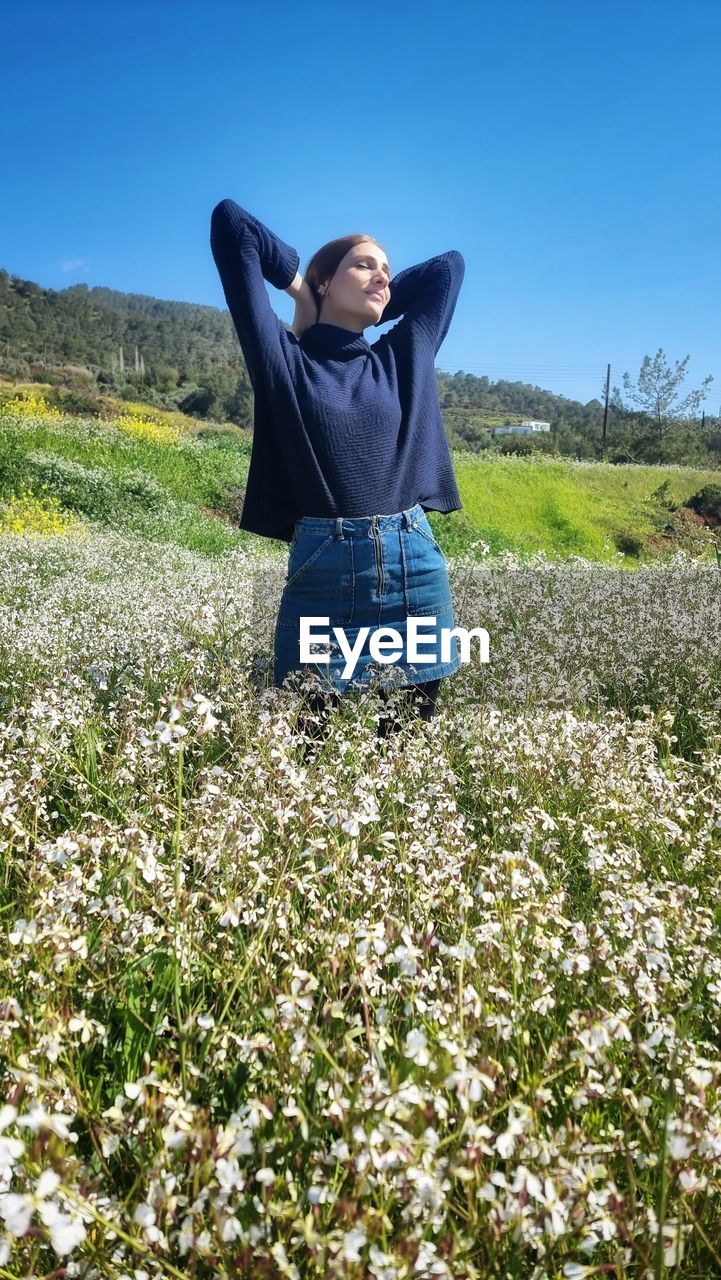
[1,266,719,469]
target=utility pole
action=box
[602,363,611,454]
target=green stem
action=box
[173,740,187,1094]
[458,909,467,1044]
[653,1044,678,1280]
[57,1183,191,1280]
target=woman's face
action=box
[319,240,392,329]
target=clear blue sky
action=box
[2,0,719,411]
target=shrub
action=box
[55,389,105,417]
[686,484,721,521]
[22,451,166,518]
[650,478,674,509]
[614,529,644,557]
[118,467,166,508]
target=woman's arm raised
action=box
[284,274,319,339]
[374,250,465,356]
[209,198,300,388]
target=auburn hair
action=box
[303,234,385,316]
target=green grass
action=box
[1,412,720,1275]
[445,454,721,562]
[2,392,720,565]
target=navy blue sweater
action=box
[209,198,465,543]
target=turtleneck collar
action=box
[299,322,370,358]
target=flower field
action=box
[0,518,720,1278]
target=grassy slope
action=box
[445,453,721,562]
[1,386,719,564]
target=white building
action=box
[491,420,551,436]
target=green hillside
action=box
[444,453,721,563]
[1,385,719,566]
[3,266,721,470]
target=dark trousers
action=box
[297,678,442,744]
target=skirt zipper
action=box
[370,514,385,596]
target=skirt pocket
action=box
[411,515,447,563]
[403,519,452,617]
[286,531,337,589]
[278,530,355,629]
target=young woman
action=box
[209,198,466,738]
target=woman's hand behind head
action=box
[290,278,320,338]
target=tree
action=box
[610,348,713,441]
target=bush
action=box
[0,435,28,493]
[118,467,166,509]
[55,389,105,417]
[614,529,644,557]
[0,485,84,536]
[650,478,674,510]
[686,484,721,521]
[194,427,246,451]
[21,451,166,519]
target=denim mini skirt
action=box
[273,502,461,693]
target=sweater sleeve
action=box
[209,198,300,389]
[375,250,465,356]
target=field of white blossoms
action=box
[1,522,720,1279]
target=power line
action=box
[455,363,607,370]
[448,367,611,378]
[448,360,720,378]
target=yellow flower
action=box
[0,487,87,538]
[115,412,180,445]
[1,390,65,421]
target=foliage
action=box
[115,412,182,447]
[19,451,166,519]
[0,484,85,536]
[650,478,674,510]
[0,531,720,1274]
[611,349,714,441]
[0,389,67,421]
[2,267,720,467]
[686,484,721,521]
[2,398,720,567]
[452,453,721,565]
[613,529,644,557]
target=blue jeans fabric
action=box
[273,502,461,693]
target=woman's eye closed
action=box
[358,261,389,276]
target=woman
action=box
[209,198,465,739]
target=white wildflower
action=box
[342,1226,367,1261]
[0,1168,87,1255]
[404,1027,430,1066]
[8,919,37,946]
